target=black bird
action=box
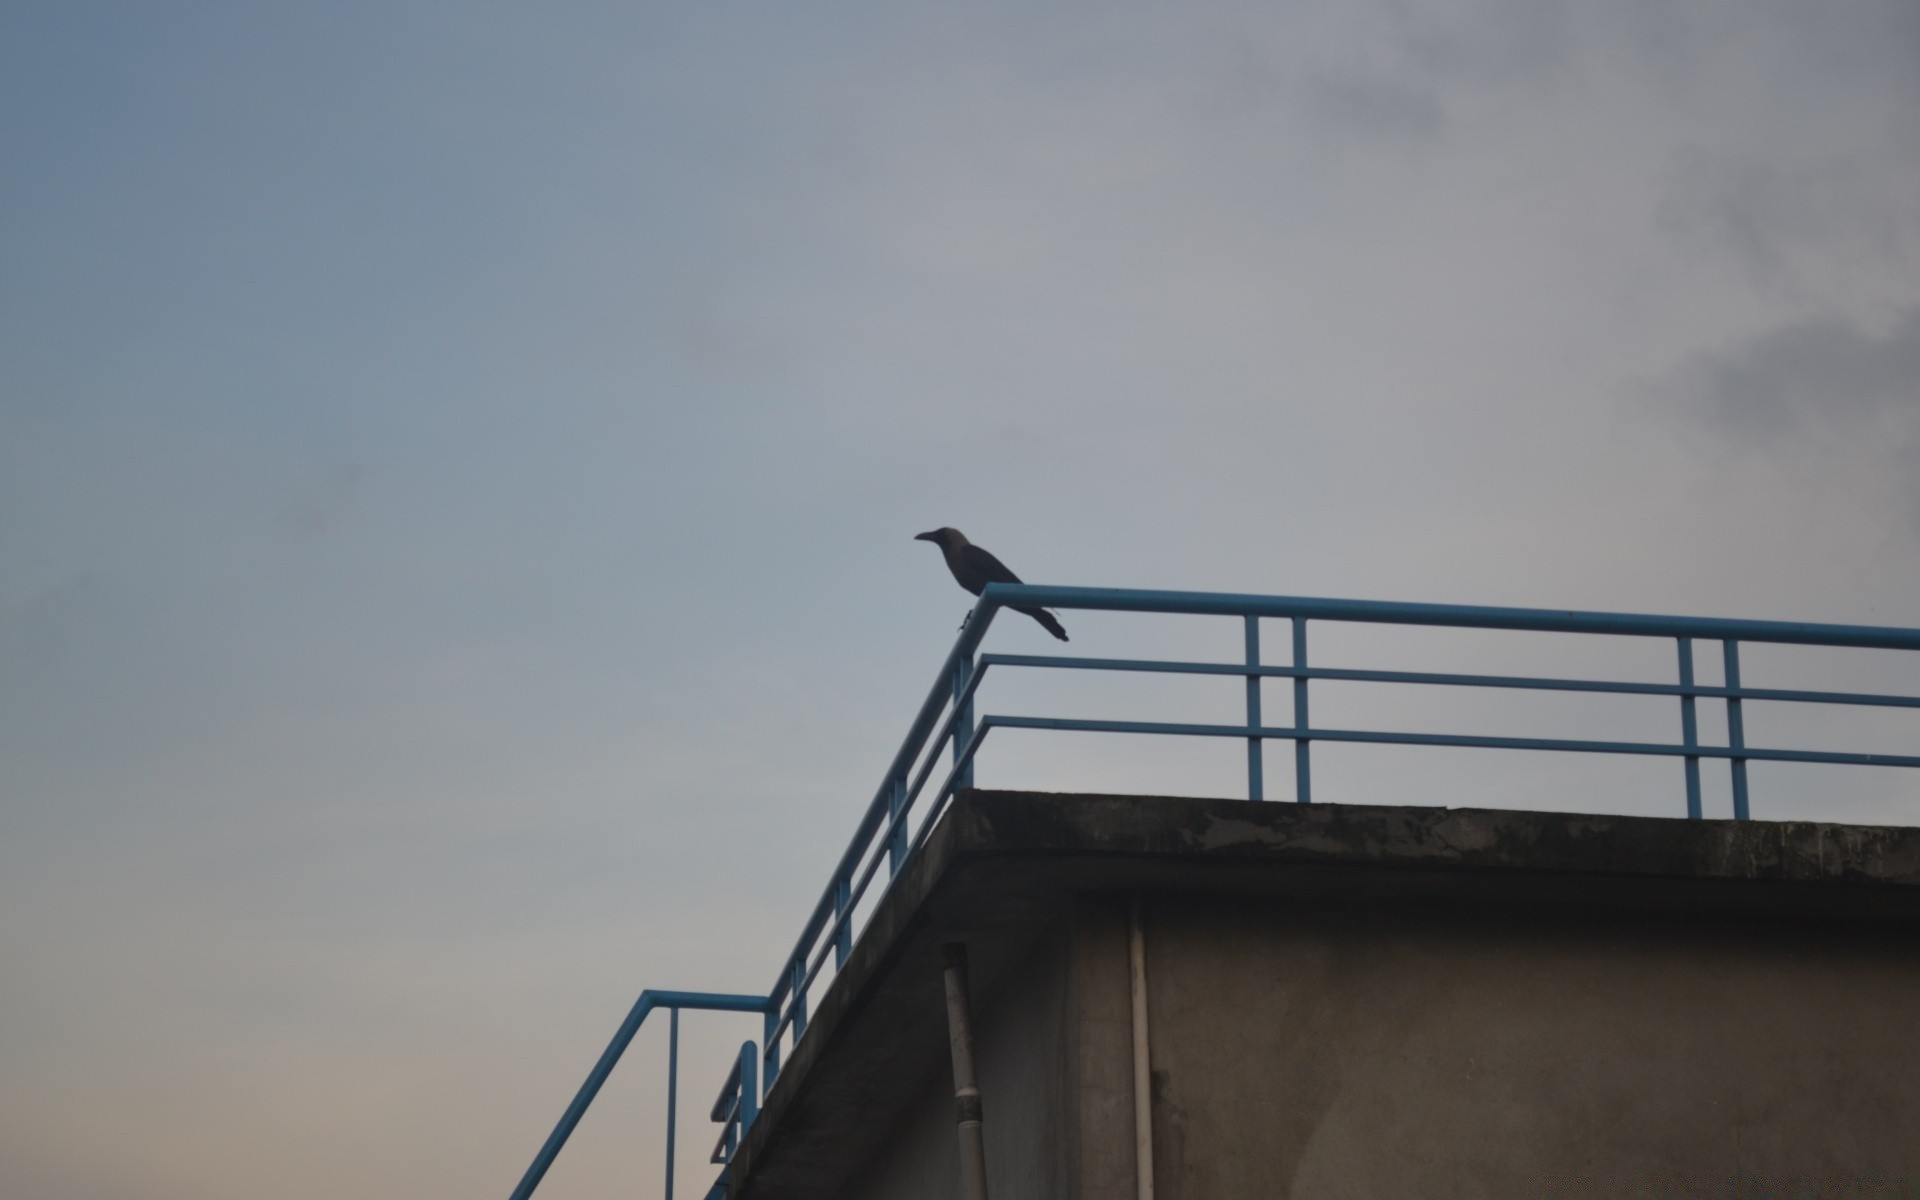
[915,527,1069,641]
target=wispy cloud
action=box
[1690,307,1920,437]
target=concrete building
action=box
[724,790,1920,1199]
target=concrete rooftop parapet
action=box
[725,793,1920,1199]
[946,790,1920,892]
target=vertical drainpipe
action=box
[1129,894,1155,1200]
[942,942,991,1200]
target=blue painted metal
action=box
[738,1044,758,1130]
[759,608,1000,1065]
[710,1061,739,1163]
[1678,638,1703,821]
[977,651,1920,708]
[908,724,992,861]
[1292,617,1312,805]
[1724,640,1751,821]
[763,658,995,1063]
[666,1007,679,1200]
[789,958,807,1039]
[708,1042,760,1166]
[885,777,907,875]
[768,718,995,1063]
[508,991,771,1200]
[976,584,1920,650]
[832,877,853,969]
[1244,616,1263,801]
[975,713,1920,768]
[953,657,976,793]
[512,583,1920,1200]
[761,1008,779,1089]
[904,664,991,818]
[750,583,1920,1108]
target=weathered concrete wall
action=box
[1139,892,1920,1197]
[729,794,1920,1200]
[833,893,1920,1199]
[1064,898,1136,1200]
[842,927,1071,1200]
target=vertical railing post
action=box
[832,877,853,969]
[738,1042,759,1131]
[1292,617,1312,804]
[664,1006,679,1200]
[1723,639,1750,820]
[953,656,976,793]
[1244,615,1264,801]
[789,958,808,1039]
[1677,638,1702,820]
[886,776,908,875]
[763,1010,779,1092]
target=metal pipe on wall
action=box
[1129,895,1155,1200]
[942,942,991,1200]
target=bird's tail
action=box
[1017,606,1069,642]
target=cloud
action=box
[1296,67,1448,145]
[1675,306,1920,534]
[1689,306,1920,437]
[1658,152,1920,295]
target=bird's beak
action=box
[914,530,939,543]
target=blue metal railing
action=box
[751,584,1920,1105]
[708,1042,759,1166]
[508,990,771,1200]
[512,585,1920,1199]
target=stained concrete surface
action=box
[1143,892,1920,1197]
[726,792,1920,1200]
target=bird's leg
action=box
[957,606,975,632]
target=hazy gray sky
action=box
[4,2,1917,1197]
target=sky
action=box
[3,2,1917,1197]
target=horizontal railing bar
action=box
[980,584,1920,651]
[982,714,1920,769]
[979,653,1920,710]
[1711,684,1920,709]
[647,992,778,1014]
[983,651,1280,677]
